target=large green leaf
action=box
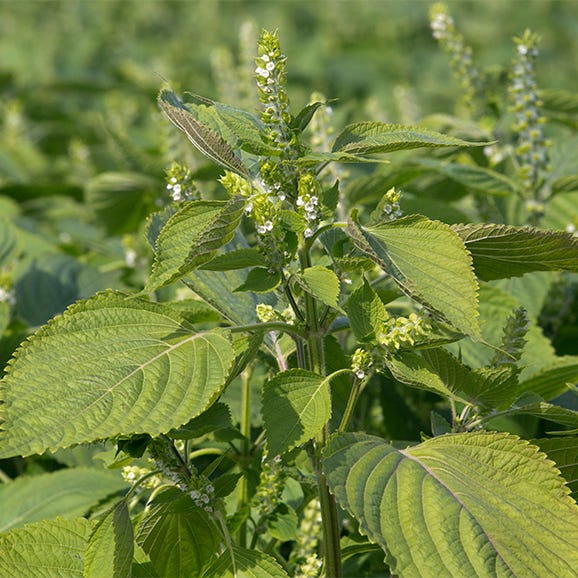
[262,369,331,457]
[517,356,578,400]
[85,501,134,578]
[0,291,235,457]
[452,223,578,281]
[0,517,92,577]
[136,488,220,578]
[332,122,485,155]
[144,196,246,293]
[0,467,126,533]
[202,546,290,578]
[323,431,578,578]
[349,215,480,338]
[158,89,250,177]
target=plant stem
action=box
[237,366,253,549]
[338,375,363,433]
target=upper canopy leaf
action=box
[452,223,578,281]
[349,215,481,339]
[323,431,578,578]
[158,88,250,177]
[0,291,235,457]
[332,122,487,155]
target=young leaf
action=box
[262,369,331,457]
[202,545,290,578]
[158,89,250,177]
[136,487,220,578]
[349,215,481,339]
[298,266,342,312]
[452,223,578,281]
[323,431,578,578]
[0,291,235,458]
[347,279,389,342]
[144,196,246,293]
[0,518,92,577]
[85,501,134,578]
[291,100,325,132]
[332,121,487,155]
[0,467,127,533]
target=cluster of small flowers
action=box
[256,303,295,324]
[291,499,323,578]
[429,3,480,110]
[351,348,372,380]
[297,174,321,238]
[381,187,402,221]
[165,162,197,203]
[255,454,286,517]
[509,30,552,197]
[255,30,294,155]
[121,465,160,489]
[378,313,431,352]
[493,307,529,366]
[188,475,216,513]
[244,193,277,236]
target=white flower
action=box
[255,66,270,78]
[304,227,314,238]
[266,61,276,71]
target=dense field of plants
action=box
[1,2,578,577]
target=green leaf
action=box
[0,517,92,577]
[291,101,325,132]
[0,467,126,533]
[85,501,134,578]
[235,267,281,294]
[268,503,298,541]
[158,89,250,177]
[534,437,578,498]
[332,122,487,155]
[517,356,578,400]
[452,223,578,281]
[168,402,233,440]
[0,291,235,458]
[200,248,267,271]
[323,431,578,578]
[202,546,290,578]
[137,488,220,578]
[382,351,456,398]
[85,172,157,235]
[262,369,331,457]
[412,159,517,196]
[349,215,480,339]
[506,397,578,430]
[347,279,389,342]
[298,266,342,311]
[145,196,246,293]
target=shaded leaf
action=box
[168,403,233,440]
[517,356,578,400]
[534,437,578,498]
[452,223,578,281]
[0,467,126,533]
[235,267,281,294]
[137,488,220,578]
[324,431,578,578]
[0,291,235,457]
[85,501,134,578]
[0,216,20,267]
[200,248,267,271]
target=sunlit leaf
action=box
[324,431,578,578]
